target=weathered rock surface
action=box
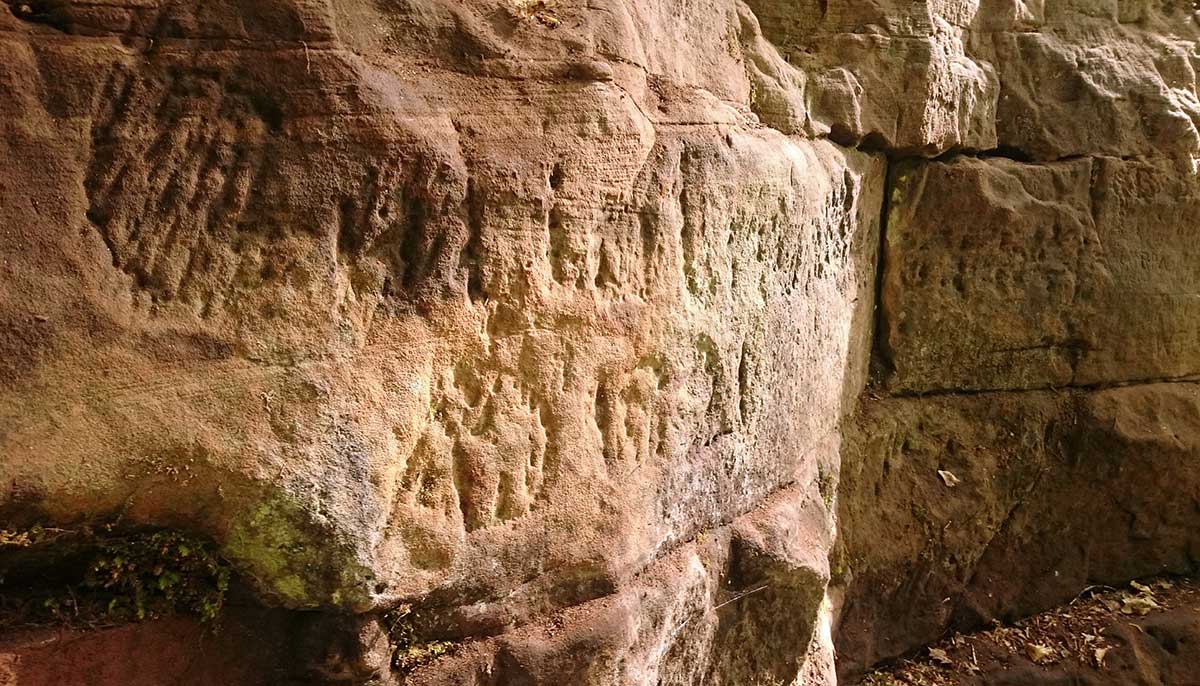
[828,9,1200,680]
[744,0,1200,158]
[402,486,836,686]
[880,154,1200,394]
[0,608,293,686]
[2,0,1200,684]
[0,0,884,682]
[834,383,1200,677]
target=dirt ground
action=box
[859,577,1200,686]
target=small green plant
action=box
[385,603,457,672]
[1,526,231,629]
[83,531,231,623]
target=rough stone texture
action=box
[3,0,1200,684]
[880,154,1200,394]
[0,608,292,686]
[841,140,1200,682]
[826,11,1200,677]
[0,0,882,683]
[743,0,1200,158]
[404,485,836,686]
[833,383,1200,678]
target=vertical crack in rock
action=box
[868,156,895,384]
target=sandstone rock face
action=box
[0,609,293,686]
[0,0,881,683]
[2,0,1199,684]
[405,486,837,686]
[881,154,1200,394]
[835,385,1200,675]
[832,3,1200,681]
[744,0,1200,158]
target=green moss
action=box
[889,172,910,206]
[816,464,836,508]
[886,164,921,246]
[828,545,851,586]
[223,493,372,610]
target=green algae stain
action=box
[223,493,373,610]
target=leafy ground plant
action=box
[385,603,457,672]
[0,526,231,629]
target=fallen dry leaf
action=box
[1094,646,1109,667]
[928,647,953,666]
[512,0,561,26]
[1130,580,1154,595]
[937,469,961,487]
[1121,595,1159,615]
[1025,643,1056,665]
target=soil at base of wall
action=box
[858,576,1200,686]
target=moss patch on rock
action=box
[223,493,374,610]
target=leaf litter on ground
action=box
[861,575,1199,686]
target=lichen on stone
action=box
[223,492,374,610]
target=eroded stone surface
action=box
[834,383,1200,678]
[880,154,1200,394]
[0,0,881,682]
[402,485,835,686]
[0,609,293,686]
[4,0,1200,684]
[743,0,1200,158]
